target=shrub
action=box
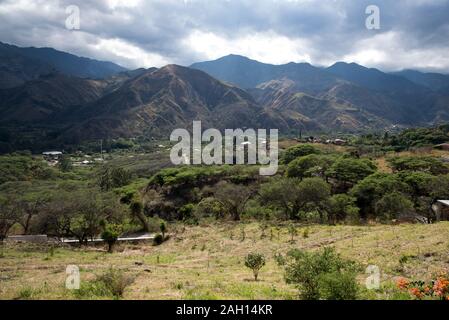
[244,253,266,281]
[288,224,297,242]
[302,228,309,239]
[318,271,359,300]
[96,267,135,298]
[153,233,164,246]
[179,204,198,224]
[58,155,72,172]
[74,268,135,299]
[279,247,358,300]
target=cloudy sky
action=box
[0,0,448,72]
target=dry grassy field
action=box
[1,222,448,300]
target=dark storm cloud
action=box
[0,0,448,72]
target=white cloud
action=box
[91,37,170,68]
[343,31,449,71]
[183,30,312,65]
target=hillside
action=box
[192,55,449,127]
[0,73,108,123]
[0,42,126,89]
[56,64,264,142]
[2,222,449,299]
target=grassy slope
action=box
[1,222,448,300]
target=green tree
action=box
[259,178,303,219]
[130,200,149,232]
[327,194,359,224]
[399,171,435,211]
[214,182,253,221]
[350,173,410,219]
[16,194,47,234]
[244,253,266,281]
[0,196,19,242]
[388,156,449,175]
[428,174,449,200]
[44,189,125,244]
[97,166,132,191]
[297,178,331,223]
[286,154,335,181]
[375,192,414,221]
[58,155,72,172]
[194,197,225,219]
[326,158,377,191]
[281,144,320,164]
[101,223,123,253]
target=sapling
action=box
[244,253,266,281]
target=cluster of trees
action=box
[3,130,449,244]
[0,158,160,248]
[353,124,449,152]
[144,143,449,224]
[0,185,127,244]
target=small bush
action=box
[17,287,35,300]
[280,247,359,300]
[153,233,164,246]
[302,228,309,239]
[244,253,266,281]
[318,271,359,300]
[74,280,111,299]
[96,267,135,298]
[160,222,167,238]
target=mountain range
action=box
[0,42,126,89]
[1,42,449,152]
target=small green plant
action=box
[244,252,266,281]
[173,282,184,290]
[17,287,34,300]
[240,225,246,241]
[273,252,285,266]
[302,228,309,239]
[259,223,268,239]
[288,224,297,243]
[160,221,167,239]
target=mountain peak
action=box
[328,61,366,70]
[220,54,253,61]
